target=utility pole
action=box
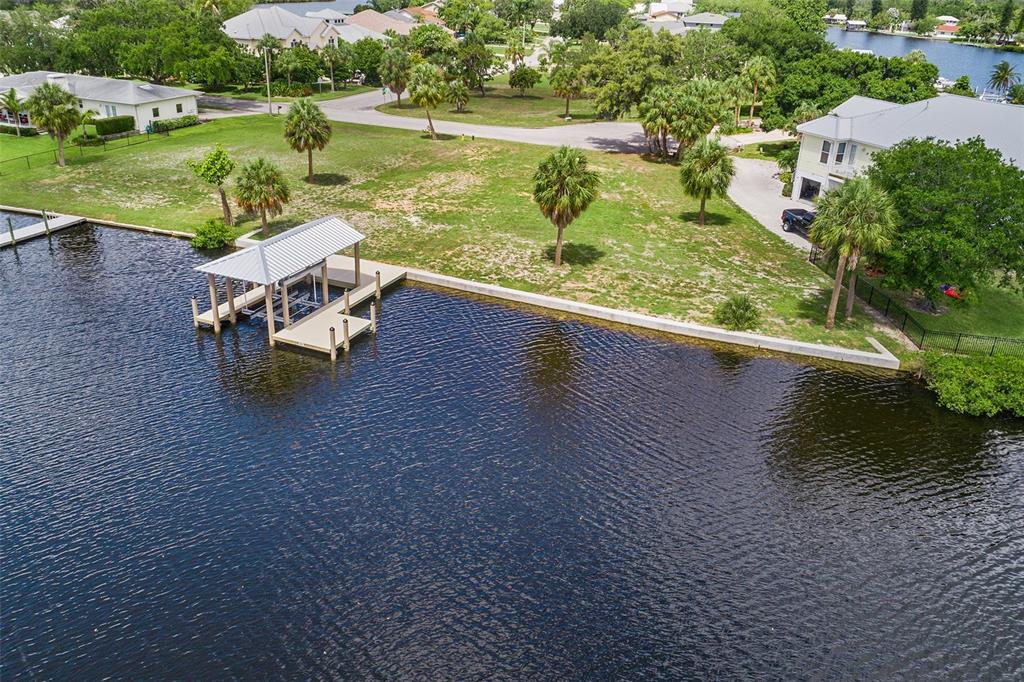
[263,47,272,115]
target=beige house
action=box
[792,95,1024,200]
[223,6,384,50]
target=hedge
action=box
[0,124,39,136]
[922,353,1024,418]
[151,114,198,133]
[95,115,136,136]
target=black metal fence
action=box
[0,129,169,175]
[808,246,1024,358]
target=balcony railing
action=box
[828,163,859,178]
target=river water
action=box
[3,225,1023,679]
[827,26,1024,87]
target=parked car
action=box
[781,208,815,239]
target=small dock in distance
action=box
[1,213,85,248]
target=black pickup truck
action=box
[781,209,815,239]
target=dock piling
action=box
[265,284,276,347]
[344,289,350,315]
[206,273,221,334]
[6,217,14,245]
[191,296,200,328]
[342,319,350,352]
[321,261,329,303]
[370,303,377,333]
[281,282,291,326]
[226,278,237,324]
[330,327,337,362]
[375,271,381,300]
[41,211,51,236]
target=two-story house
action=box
[792,94,1024,201]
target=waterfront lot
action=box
[1,115,904,352]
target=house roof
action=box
[797,94,1024,169]
[223,6,323,40]
[935,15,958,22]
[403,5,438,18]
[384,9,417,23]
[326,22,387,42]
[845,19,867,26]
[305,8,347,19]
[254,0,362,16]
[196,216,365,285]
[0,71,199,105]
[935,23,959,33]
[681,12,728,24]
[347,9,417,35]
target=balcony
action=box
[828,163,859,179]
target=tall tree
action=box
[638,86,675,157]
[188,144,236,226]
[236,158,290,237]
[321,43,353,91]
[910,0,927,21]
[532,146,599,267]
[446,78,470,112]
[409,62,446,140]
[284,98,332,182]
[25,81,82,168]
[380,47,412,109]
[671,80,729,159]
[723,75,750,128]
[870,0,882,18]
[809,178,897,328]
[549,59,586,118]
[1,88,24,137]
[678,137,735,228]
[868,138,1024,305]
[988,60,1020,93]
[741,55,776,123]
[509,64,541,96]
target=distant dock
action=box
[1,212,85,248]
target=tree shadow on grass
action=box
[418,132,459,141]
[542,242,606,266]
[679,210,731,226]
[310,172,349,186]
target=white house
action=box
[0,71,199,133]
[680,12,729,30]
[935,15,959,25]
[792,95,1024,200]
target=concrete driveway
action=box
[727,156,814,251]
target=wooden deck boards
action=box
[1,215,84,248]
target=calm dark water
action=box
[3,225,1023,680]
[827,26,1024,86]
[1,209,40,231]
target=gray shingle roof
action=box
[0,71,199,105]
[223,6,323,40]
[798,95,1024,168]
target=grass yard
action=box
[0,115,907,354]
[378,74,599,128]
[898,280,1024,339]
[1,133,58,162]
[734,140,797,162]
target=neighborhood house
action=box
[792,94,1024,200]
[223,6,386,50]
[0,71,199,133]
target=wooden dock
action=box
[273,256,406,355]
[1,214,85,248]
[196,284,267,327]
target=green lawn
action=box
[735,140,797,162]
[378,75,599,128]
[897,280,1024,339]
[0,115,907,353]
[1,133,58,162]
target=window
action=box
[176,102,183,113]
[819,139,832,164]
[847,144,858,165]
[78,99,83,108]
[835,142,847,164]
[103,104,118,117]
[152,107,160,118]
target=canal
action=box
[827,26,1024,87]
[3,225,1023,679]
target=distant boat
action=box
[978,89,1007,103]
[845,48,874,55]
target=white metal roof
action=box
[196,216,365,285]
[0,71,199,105]
[797,95,1024,169]
[223,6,323,40]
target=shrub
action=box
[922,353,1024,418]
[152,114,199,133]
[0,124,39,136]
[714,294,761,331]
[191,218,233,250]
[95,115,136,136]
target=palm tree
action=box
[679,137,735,227]
[741,56,776,123]
[283,97,332,182]
[809,178,897,329]
[25,81,82,167]
[505,35,525,66]
[409,63,446,141]
[2,88,24,137]
[79,108,98,140]
[723,75,749,129]
[988,60,1020,93]
[277,49,300,86]
[549,62,585,118]
[235,157,290,237]
[447,78,470,112]
[671,79,729,160]
[1008,83,1024,105]
[380,47,412,109]
[532,146,599,267]
[638,87,674,158]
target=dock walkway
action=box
[1,214,85,247]
[274,256,405,354]
[197,285,267,326]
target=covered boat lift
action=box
[192,216,405,359]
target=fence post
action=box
[883,298,891,317]
[991,338,997,356]
[867,287,874,306]
[954,333,961,354]
[25,155,30,169]
[901,311,908,331]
